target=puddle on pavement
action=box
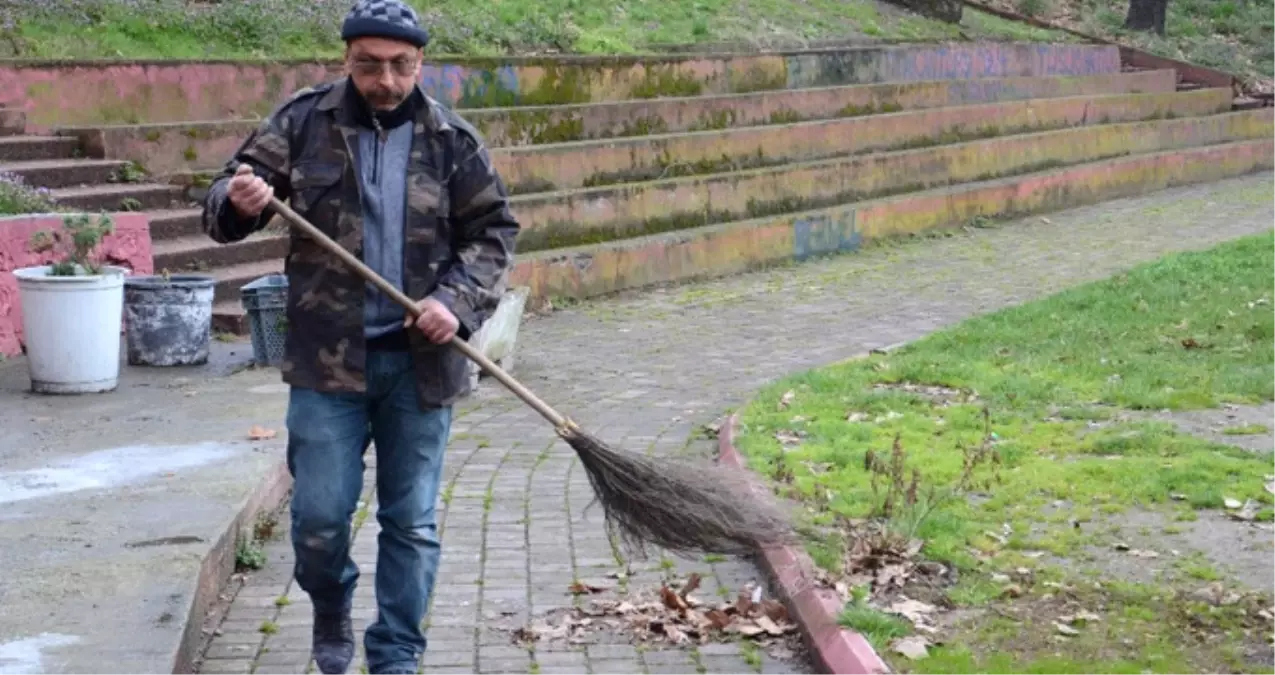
[0,442,241,505]
[0,633,78,675]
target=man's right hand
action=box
[226,163,274,218]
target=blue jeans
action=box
[285,350,451,671]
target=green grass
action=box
[736,232,1275,672]
[0,0,1068,60]
[981,0,1274,90]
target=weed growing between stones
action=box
[736,232,1275,672]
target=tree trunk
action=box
[1124,0,1168,36]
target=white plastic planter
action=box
[13,264,128,394]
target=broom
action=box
[266,196,797,557]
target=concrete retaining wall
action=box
[509,139,1273,302]
[509,108,1275,250]
[0,43,1121,130]
[0,212,154,356]
[58,70,1177,177]
[493,88,1235,193]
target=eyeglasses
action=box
[350,57,418,77]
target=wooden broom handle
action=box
[266,196,571,431]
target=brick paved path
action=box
[196,174,1274,675]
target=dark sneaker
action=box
[312,609,355,674]
[371,665,417,674]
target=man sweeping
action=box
[199,1,520,672]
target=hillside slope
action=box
[977,0,1274,92]
[2,0,1066,60]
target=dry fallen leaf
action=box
[681,573,702,599]
[1053,622,1080,636]
[1059,611,1101,626]
[778,390,795,410]
[888,598,937,625]
[760,599,789,624]
[568,581,608,595]
[247,425,277,441]
[512,575,799,652]
[891,636,931,660]
[774,429,804,447]
[660,586,689,614]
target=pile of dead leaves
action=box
[513,574,798,650]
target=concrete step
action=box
[61,69,1182,179]
[49,182,187,213]
[0,135,78,162]
[0,158,131,189]
[211,300,252,335]
[211,259,284,307]
[509,108,1274,251]
[432,69,1184,147]
[148,208,204,241]
[153,232,288,274]
[0,109,25,136]
[511,137,1273,304]
[493,87,1236,193]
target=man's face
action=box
[345,37,421,110]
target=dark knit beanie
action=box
[341,0,430,48]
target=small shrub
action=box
[28,213,115,276]
[1016,0,1049,17]
[0,171,58,216]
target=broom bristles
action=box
[563,428,798,558]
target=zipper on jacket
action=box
[371,115,385,185]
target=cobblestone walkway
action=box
[195,174,1275,675]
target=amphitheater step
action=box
[0,158,131,189]
[493,88,1235,193]
[148,208,205,241]
[211,301,251,335]
[211,259,284,307]
[467,69,1179,147]
[0,109,25,136]
[0,135,78,162]
[510,138,1272,304]
[49,182,187,212]
[509,108,1274,252]
[153,232,288,275]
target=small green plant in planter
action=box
[29,213,115,276]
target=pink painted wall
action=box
[0,212,154,356]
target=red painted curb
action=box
[719,414,889,675]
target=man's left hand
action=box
[404,297,459,344]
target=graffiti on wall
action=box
[419,64,520,108]
[792,207,861,260]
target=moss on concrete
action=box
[502,109,587,144]
[729,66,788,94]
[628,66,704,99]
[619,115,670,138]
[517,65,597,107]
[688,109,738,132]
[507,177,559,195]
[837,101,905,117]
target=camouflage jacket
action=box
[202,77,520,408]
